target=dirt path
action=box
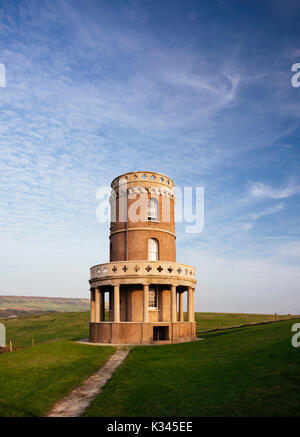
[47,348,130,417]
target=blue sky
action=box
[0,0,300,313]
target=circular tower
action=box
[89,171,197,344]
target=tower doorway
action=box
[153,326,169,341]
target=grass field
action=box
[2,311,90,347]
[194,311,294,332]
[0,340,115,417]
[84,319,300,417]
[1,312,299,417]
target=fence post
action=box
[9,340,12,352]
[32,338,35,348]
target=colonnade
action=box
[90,284,195,323]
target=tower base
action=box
[90,322,197,345]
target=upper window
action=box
[148,198,158,221]
[148,238,159,261]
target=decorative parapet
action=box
[109,172,176,206]
[90,261,195,283]
[109,186,174,203]
[111,171,175,190]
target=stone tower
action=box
[89,171,197,344]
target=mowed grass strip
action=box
[0,341,115,417]
[84,319,300,417]
[2,311,90,347]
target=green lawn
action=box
[1,313,299,417]
[84,319,300,417]
[2,311,90,347]
[0,341,115,417]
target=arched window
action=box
[148,238,159,261]
[148,198,158,221]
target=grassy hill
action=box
[0,295,89,318]
[194,311,295,331]
[84,318,300,417]
[0,341,115,417]
[2,311,90,347]
[0,315,299,416]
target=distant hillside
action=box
[0,295,89,318]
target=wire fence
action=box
[196,315,300,335]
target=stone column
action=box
[95,286,100,323]
[114,284,120,322]
[179,292,184,322]
[109,290,114,321]
[187,287,193,322]
[100,291,105,321]
[171,285,177,322]
[90,288,95,323]
[192,288,195,322]
[143,284,149,322]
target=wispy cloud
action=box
[239,203,284,230]
[247,203,285,220]
[248,181,300,199]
